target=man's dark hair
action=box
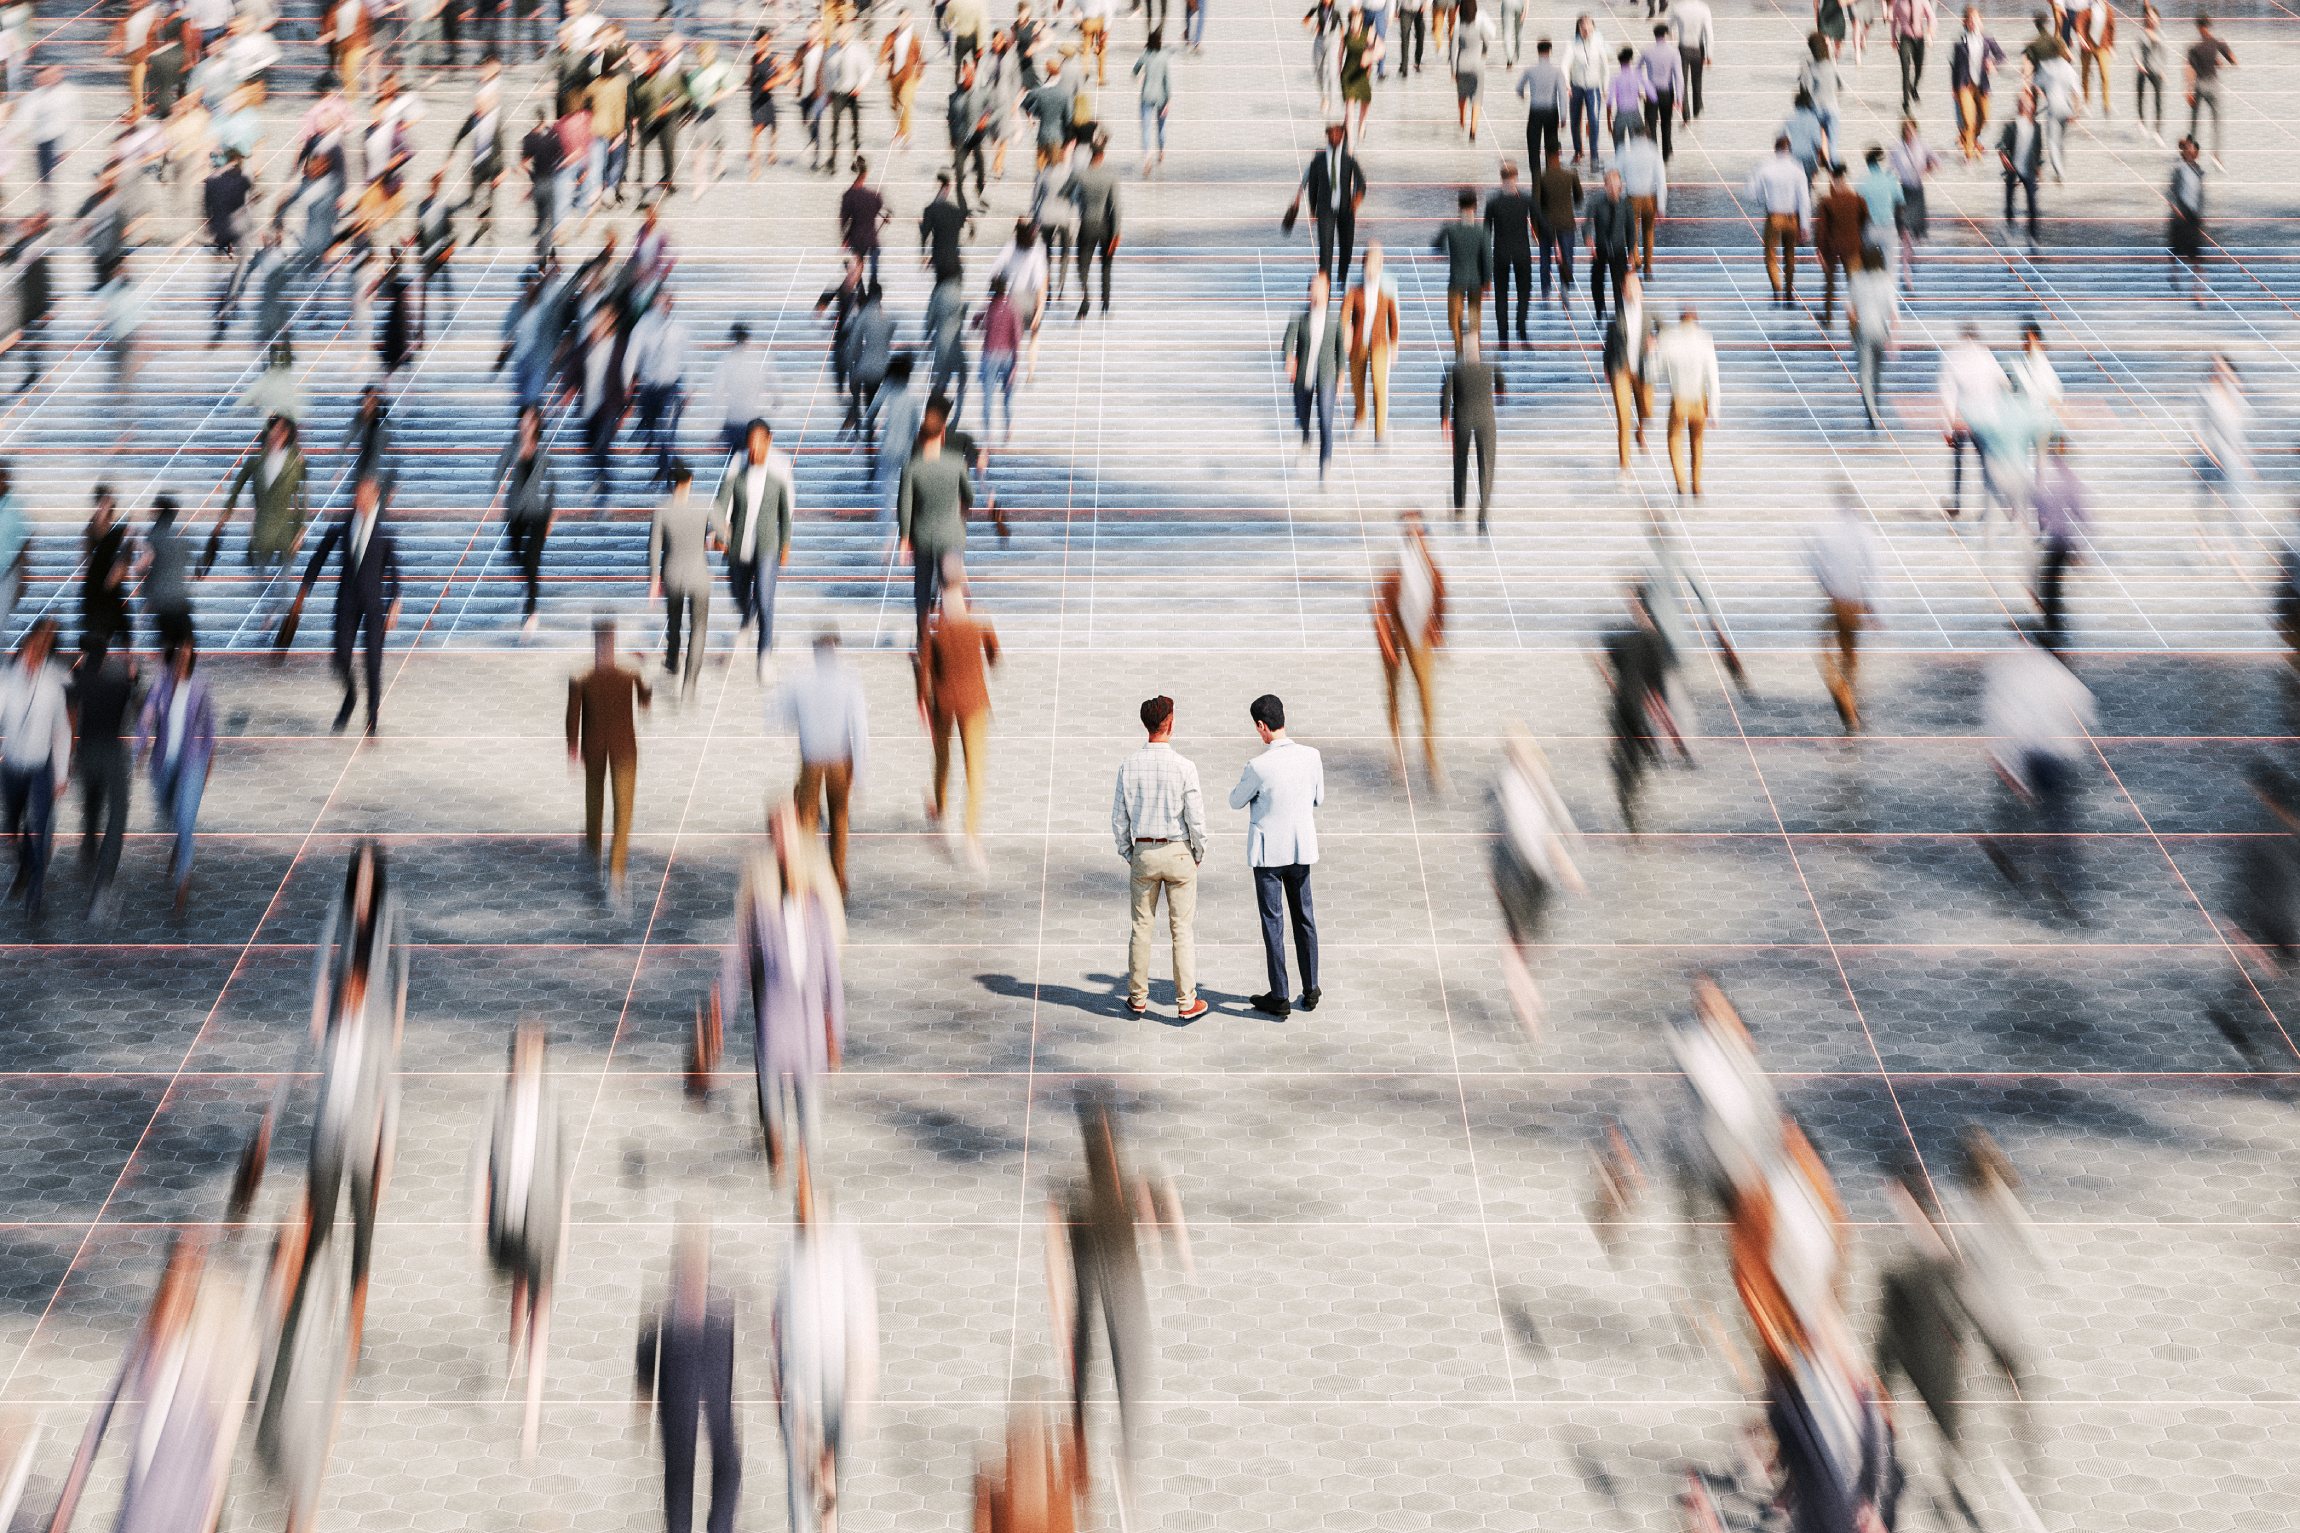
[1458,188,1476,210]
[670,462,693,487]
[1140,695,1174,733]
[1249,694,1285,731]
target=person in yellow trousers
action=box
[1340,242,1399,441]
[1374,512,1446,786]
[1656,306,1719,498]
[1601,271,1650,476]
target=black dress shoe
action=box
[1298,987,1321,1012]
[1249,991,1291,1017]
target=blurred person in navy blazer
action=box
[1229,693,1325,1017]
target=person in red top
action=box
[918,566,1001,869]
[555,87,595,219]
[974,275,1022,442]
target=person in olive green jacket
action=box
[218,414,310,571]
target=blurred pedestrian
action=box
[1807,496,1878,732]
[293,476,401,737]
[1874,1174,1977,1525]
[139,496,195,654]
[773,1169,879,1533]
[140,638,214,907]
[637,1226,740,1533]
[492,407,560,637]
[1602,588,1671,830]
[69,636,140,919]
[484,1021,567,1458]
[1936,323,2004,519]
[1342,242,1400,440]
[567,617,653,909]
[2167,134,2206,302]
[1846,243,1899,428]
[1656,307,1719,498]
[973,1404,1083,1533]
[774,632,870,898]
[1491,729,1582,1030]
[714,419,795,677]
[1432,190,1491,352]
[2031,436,2087,651]
[1979,631,2095,905]
[898,396,975,634]
[723,815,844,1178]
[1997,98,2047,249]
[1440,331,1503,529]
[650,463,719,700]
[82,487,135,656]
[1049,1098,1181,1505]
[1374,513,1445,785]
[2192,352,2251,561]
[918,565,1001,869]
[0,465,21,639]
[1283,272,1344,483]
[1601,273,1650,474]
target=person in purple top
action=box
[1637,23,1681,157]
[1604,45,1651,151]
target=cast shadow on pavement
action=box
[976,971,1261,1025]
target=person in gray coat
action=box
[1440,330,1505,530]
[650,463,726,697]
[897,397,974,634]
[1282,271,1346,481]
[839,282,895,437]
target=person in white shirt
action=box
[2035,49,2080,179]
[1229,693,1324,1017]
[773,1175,879,1533]
[1655,307,1719,497]
[1744,136,1813,301]
[1980,632,2095,897]
[1807,496,1879,730]
[1076,0,1116,82]
[1669,0,1714,120]
[1491,728,1581,1029]
[1562,13,1608,161]
[0,619,72,916]
[1845,244,1899,429]
[708,321,783,455]
[624,293,689,486]
[2193,351,2251,554]
[1111,694,1209,1017]
[1361,0,1394,79]
[26,66,75,196]
[2076,0,2116,112]
[1936,321,2006,517]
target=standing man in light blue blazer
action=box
[1230,693,1325,1018]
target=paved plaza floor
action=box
[6,1,2300,1530]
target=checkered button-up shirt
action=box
[1111,742,1206,862]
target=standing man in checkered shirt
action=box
[1111,695,1209,1020]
